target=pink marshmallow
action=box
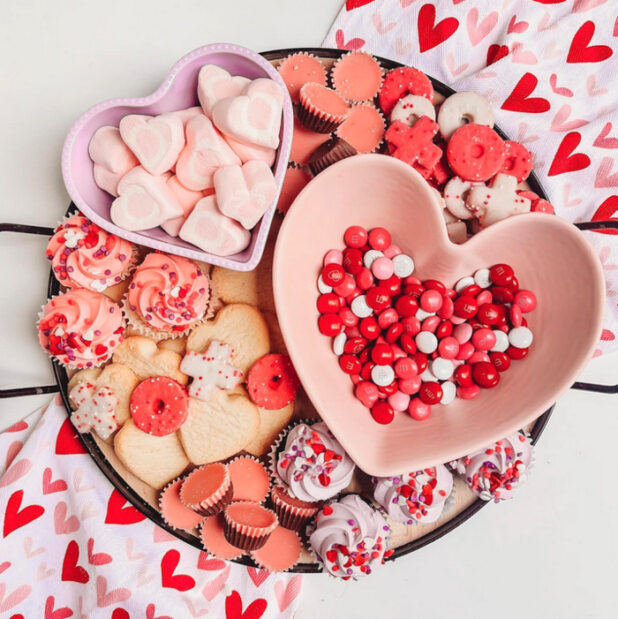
[175,115,240,191]
[179,195,251,257]
[222,133,276,166]
[171,106,204,127]
[110,167,183,232]
[212,78,284,149]
[119,113,185,175]
[197,64,250,118]
[214,160,277,230]
[161,176,206,237]
[88,126,138,196]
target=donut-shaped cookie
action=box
[247,354,300,410]
[130,377,189,436]
[443,176,478,220]
[379,67,434,116]
[390,94,436,127]
[446,124,505,182]
[498,141,533,182]
[438,91,494,140]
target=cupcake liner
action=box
[307,137,357,177]
[180,464,233,517]
[329,51,384,104]
[223,502,279,551]
[199,516,246,560]
[158,477,204,531]
[226,454,271,504]
[270,486,319,532]
[298,84,349,134]
[335,103,386,154]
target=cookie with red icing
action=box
[247,354,300,410]
[379,67,434,116]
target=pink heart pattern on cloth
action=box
[214,160,278,230]
[323,0,618,356]
[0,396,302,616]
[119,113,185,175]
[179,195,251,256]
[197,64,250,117]
[175,115,241,191]
[212,78,285,149]
[110,167,183,231]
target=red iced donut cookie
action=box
[446,124,506,182]
[129,377,189,436]
[247,354,300,410]
[498,141,532,182]
[517,190,555,214]
[385,117,442,178]
[379,67,434,116]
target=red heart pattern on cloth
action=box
[417,4,459,52]
[44,596,73,619]
[594,123,618,149]
[42,467,67,494]
[3,491,44,538]
[567,21,613,63]
[549,74,573,97]
[87,537,112,566]
[486,44,509,66]
[335,28,366,50]
[595,157,618,188]
[197,553,227,571]
[247,567,270,588]
[225,591,268,619]
[160,549,196,592]
[548,132,591,176]
[61,541,90,584]
[104,489,146,525]
[346,0,376,9]
[96,576,131,608]
[501,73,551,113]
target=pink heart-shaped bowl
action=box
[61,43,293,271]
[273,154,605,476]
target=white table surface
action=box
[1,2,616,617]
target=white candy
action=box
[509,326,533,349]
[363,249,384,268]
[416,331,438,354]
[333,332,346,356]
[455,276,475,293]
[431,357,454,380]
[491,330,509,352]
[415,308,435,321]
[391,94,436,126]
[392,254,415,278]
[420,368,438,382]
[440,381,457,405]
[473,268,491,288]
[437,91,494,140]
[351,295,373,318]
[371,364,395,387]
[317,275,332,294]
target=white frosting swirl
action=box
[373,464,453,524]
[449,432,533,502]
[309,495,390,579]
[275,422,355,502]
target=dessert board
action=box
[43,47,559,572]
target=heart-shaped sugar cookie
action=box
[178,390,260,465]
[243,401,294,457]
[110,167,183,231]
[175,115,240,191]
[212,78,285,149]
[114,420,189,489]
[197,64,251,117]
[186,303,270,374]
[68,362,139,426]
[112,336,188,385]
[119,113,185,175]
[179,195,251,256]
[214,161,277,230]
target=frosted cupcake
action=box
[309,495,391,579]
[449,432,533,502]
[124,252,211,340]
[372,464,453,525]
[272,421,355,503]
[46,214,137,291]
[38,289,124,369]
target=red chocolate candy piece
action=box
[130,377,189,436]
[379,67,434,116]
[446,124,506,182]
[385,118,442,178]
[247,354,300,410]
[499,141,532,182]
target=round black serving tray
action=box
[4,47,615,573]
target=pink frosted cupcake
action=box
[298,84,349,133]
[124,252,211,340]
[270,485,319,531]
[223,501,278,551]
[46,214,137,291]
[179,463,233,517]
[38,289,124,369]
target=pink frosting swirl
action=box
[449,432,533,502]
[46,215,136,291]
[127,253,210,333]
[373,465,453,525]
[38,289,124,368]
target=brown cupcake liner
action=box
[271,489,319,532]
[307,137,357,177]
[223,502,279,551]
[297,103,345,134]
[329,51,384,104]
[336,103,387,155]
[180,464,233,517]
[199,517,246,561]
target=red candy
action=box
[368,228,391,251]
[489,351,511,372]
[130,377,188,436]
[371,343,394,366]
[471,361,500,388]
[321,263,345,287]
[344,337,367,354]
[340,354,361,375]
[379,67,434,116]
[453,296,478,319]
[499,140,532,182]
[408,399,431,420]
[446,123,506,182]
[371,401,395,424]
[419,382,443,405]
[317,293,340,314]
[344,226,368,249]
[385,118,443,178]
[247,354,300,409]
[395,295,419,317]
[366,287,391,311]
[343,248,364,274]
[356,381,379,408]
[318,313,342,337]
[489,264,514,286]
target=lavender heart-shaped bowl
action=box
[61,43,293,271]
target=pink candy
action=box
[371,256,395,280]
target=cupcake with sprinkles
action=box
[123,252,211,340]
[449,431,533,502]
[46,214,138,292]
[372,464,453,525]
[271,421,356,503]
[309,495,392,579]
[38,288,125,369]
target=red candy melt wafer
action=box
[446,124,506,181]
[247,354,300,410]
[129,377,189,436]
[498,141,532,182]
[385,118,442,178]
[379,67,434,116]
